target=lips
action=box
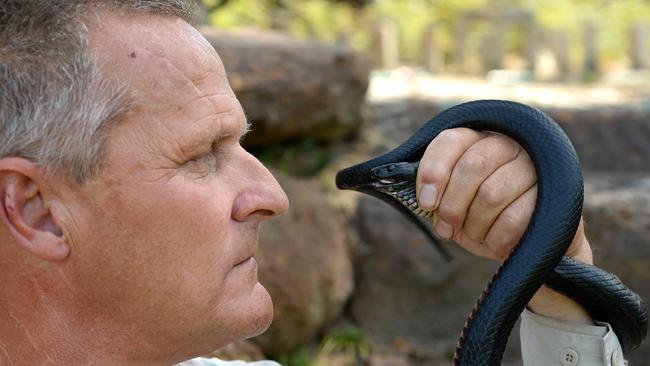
[234,245,257,267]
[234,255,254,267]
[233,235,259,268]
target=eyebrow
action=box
[208,118,252,148]
[179,117,252,159]
[240,119,252,141]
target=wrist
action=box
[527,220,594,324]
[527,285,594,325]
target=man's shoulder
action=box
[178,357,282,366]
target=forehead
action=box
[87,11,242,141]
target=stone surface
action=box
[368,352,410,366]
[201,27,369,148]
[252,171,354,357]
[350,196,522,365]
[582,172,650,364]
[543,106,650,172]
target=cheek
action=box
[126,179,235,271]
[69,177,236,307]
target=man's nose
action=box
[231,152,289,223]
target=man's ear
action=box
[0,158,70,262]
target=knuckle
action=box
[490,133,519,149]
[485,238,515,259]
[438,203,464,225]
[458,150,490,175]
[476,181,504,209]
[418,161,447,184]
[499,208,524,233]
[464,227,484,242]
[437,127,473,145]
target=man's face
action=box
[52,12,288,359]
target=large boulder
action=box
[543,107,650,172]
[350,196,523,366]
[201,27,370,148]
[252,171,354,357]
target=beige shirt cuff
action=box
[520,309,627,366]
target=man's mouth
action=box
[234,256,255,267]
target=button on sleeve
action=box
[520,309,627,366]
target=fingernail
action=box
[436,220,453,240]
[419,184,438,209]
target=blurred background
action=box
[194,1,650,365]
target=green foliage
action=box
[252,139,333,176]
[203,0,650,69]
[275,326,370,366]
[318,326,370,362]
[277,348,315,366]
[204,0,273,28]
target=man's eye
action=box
[183,148,222,177]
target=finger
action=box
[484,184,538,260]
[463,150,537,242]
[436,133,521,239]
[431,212,499,260]
[453,227,501,260]
[416,128,484,211]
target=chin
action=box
[243,283,274,338]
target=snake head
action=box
[337,160,453,261]
[370,161,436,219]
[370,161,419,191]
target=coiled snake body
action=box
[335,100,648,365]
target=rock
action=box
[350,196,522,365]
[252,171,354,357]
[582,172,650,364]
[543,107,650,172]
[368,352,410,366]
[201,27,370,148]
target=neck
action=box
[0,298,182,366]
[0,266,185,366]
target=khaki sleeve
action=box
[520,309,627,366]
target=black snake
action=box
[335,100,648,365]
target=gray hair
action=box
[0,0,199,182]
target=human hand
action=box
[416,127,594,323]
